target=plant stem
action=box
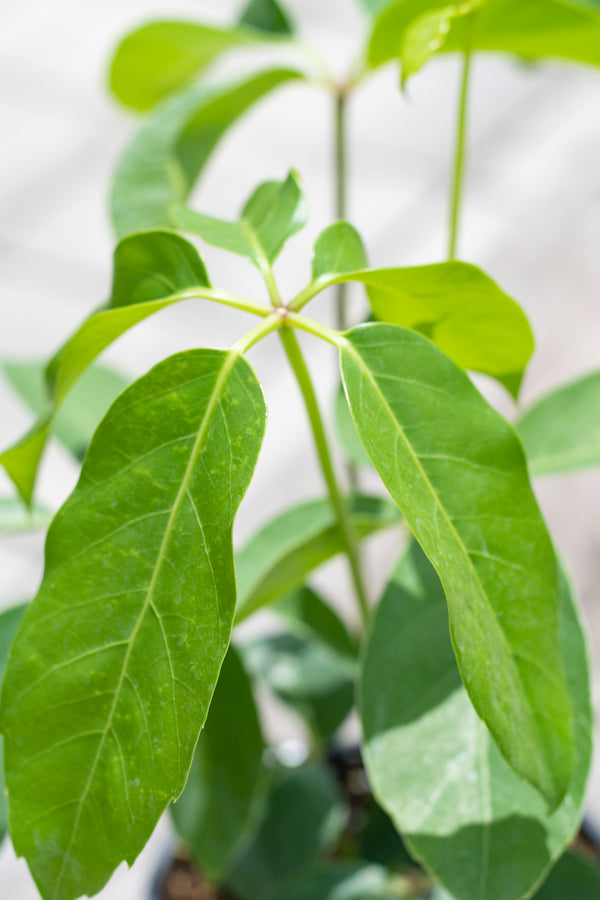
[448,12,476,261]
[279,326,370,626]
[334,89,348,331]
[233,312,283,355]
[176,287,271,318]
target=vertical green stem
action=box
[448,13,476,261]
[279,327,370,626]
[334,90,348,331]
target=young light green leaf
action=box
[110,22,258,112]
[171,170,307,270]
[361,542,592,900]
[227,763,347,900]
[3,360,128,462]
[269,861,396,900]
[0,497,50,534]
[1,230,212,505]
[0,347,266,900]
[369,0,600,70]
[312,222,368,282]
[239,0,295,35]
[401,2,482,83]
[341,323,574,808]
[517,370,600,476]
[0,604,27,844]
[235,495,401,622]
[241,586,356,740]
[534,851,600,899]
[111,68,303,238]
[303,260,533,397]
[170,645,264,881]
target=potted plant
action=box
[2,1,600,899]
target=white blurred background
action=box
[2,0,600,895]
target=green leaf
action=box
[171,170,307,269]
[227,763,347,900]
[241,586,356,741]
[269,861,396,900]
[235,494,401,621]
[239,0,295,35]
[361,542,592,900]
[0,604,27,844]
[341,323,575,808]
[111,68,303,238]
[171,645,264,881]
[534,851,600,899]
[368,0,600,71]
[401,2,482,83]
[359,0,397,16]
[1,230,210,505]
[0,347,266,900]
[309,260,533,397]
[3,360,128,462]
[110,22,257,112]
[335,387,373,469]
[517,370,600,476]
[312,222,368,282]
[0,497,50,534]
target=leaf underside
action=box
[0,348,266,900]
[361,542,592,900]
[341,323,574,807]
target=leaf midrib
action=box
[51,349,239,899]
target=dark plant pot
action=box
[150,847,235,900]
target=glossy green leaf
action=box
[111,68,302,238]
[239,0,295,35]
[110,22,257,112]
[3,360,128,462]
[306,260,533,397]
[235,494,401,621]
[401,2,482,83]
[0,497,50,534]
[1,230,211,505]
[368,0,600,71]
[227,763,347,900]
[171,170,306,269]
[361,542,592,900]
[335,387,373,469]
[312,222,368,282]
[0,604,27,844]
[517,370,600,476]
[0,347,266,900]
[170,645,264,881]
[269,861,396,900]
[341,323,574,808]
[534,851,600,899]
[242,586,356,740]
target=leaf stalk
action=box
[448,12,476,261]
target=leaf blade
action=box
[341,323,574,807]
[0,348,266,900]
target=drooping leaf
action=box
[1,230,212,505]
[0,497,50,534]
[109,22,259,112]
[235,494,401,621]
[171,170,307,270]
[361,542,592,900]
[171,645,264,881]
[311,222,368,282]
[517,370,600,476]
[111,68,303,238]
[0,347,266,900]
[268,860,396,900]
[227,763,347,900]
[341,323,574,808]
[401,2,482,83]
[0,604,27,844]
[3,360,128,462]
[302,260,533,397]
[368,0,600,71]
[239,0,295,35]
[533,851,600,899]
[241,586,356,740]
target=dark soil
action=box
[159,851,234,900]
